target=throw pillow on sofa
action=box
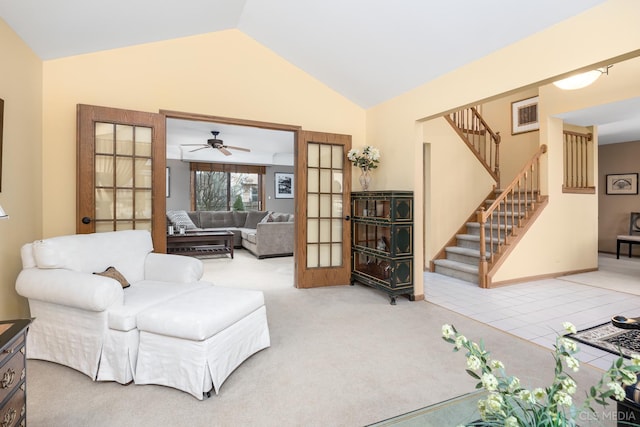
[259,212,274,223]
[260,212,289,223]
[167,210,198,230]
[244,211,268,229]
[94,266,130,288]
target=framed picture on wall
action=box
[275,172,294,199]
[511,96,539,135]
[606,173,638,195]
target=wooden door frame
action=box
[160,110,302,264]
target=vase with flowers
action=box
[347,145,380,191]
[442,322,640,427]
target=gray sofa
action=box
[167,210,294,259]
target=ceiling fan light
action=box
[553,69,602,90]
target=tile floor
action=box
[424,253,640,371]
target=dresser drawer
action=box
[0,348,25,406]
[0,383,25,427]
[0,334,24,366]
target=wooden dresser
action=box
[0,319,30,427]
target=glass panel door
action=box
[306,143,345,268]
[94,122,153,232]
[296,130,351,288]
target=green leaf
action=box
[466,369,480,379]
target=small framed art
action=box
[275,172,294,199]
[606,173,638,195]
[511,96,539,135]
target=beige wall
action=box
[599,141,640,254]
[0,19,43,318]
[367,0,640,293]
[422,118,495,267]
[42,29,365,240]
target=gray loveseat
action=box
[167,210,294,259]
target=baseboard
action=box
[411,293,425,301]
[489,267,598,288]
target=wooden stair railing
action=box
[446,106,501,186]
[563,130,595,194]
[477,144,548,288]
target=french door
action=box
[295,131,352,288]
[77,105,166,252]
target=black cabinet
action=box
[350,191,413,304]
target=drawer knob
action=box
[1,407,16,427]
[0,368,15,389]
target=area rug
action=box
[566,322,640,359]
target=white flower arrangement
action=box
[442,322,640,426]
[347,145,380,171]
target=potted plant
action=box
[347,145,380,191]
[442,322,640,426]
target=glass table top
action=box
[367,390,487,427]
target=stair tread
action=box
[445,246,490,259]
[456,234,505,243]
[433,259,479,273]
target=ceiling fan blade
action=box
[224,145,251,152]
[189,146,210,152]
[218,147,232,156]
[181,144,208,146]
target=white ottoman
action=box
[134,286,270,399]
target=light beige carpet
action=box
[25,250,618,426]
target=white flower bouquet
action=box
[347,145,380,170]
[442,322,640,426]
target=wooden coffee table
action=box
[167,231,234,258]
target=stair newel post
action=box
[495,132,501,188]
[477,207,488,288]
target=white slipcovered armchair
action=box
[15,230,211,384]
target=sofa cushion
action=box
[246,232,257,244]
[198,211,235,228]
[136,286,265,340]
[31,230,152,283]
[233,211,249,227]
[244,211,268,229]
[107,281,209,332]
[167,210,198,230]
[187,211,200,228]
[94,266,130,289]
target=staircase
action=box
[432,106,548,288]
[432,189,538,285]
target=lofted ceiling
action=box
[1,0,637,163]
[0,0,607,109]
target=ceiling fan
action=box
[181,131,251,156]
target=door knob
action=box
[81,217,92,224]
[344,215,350,221]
